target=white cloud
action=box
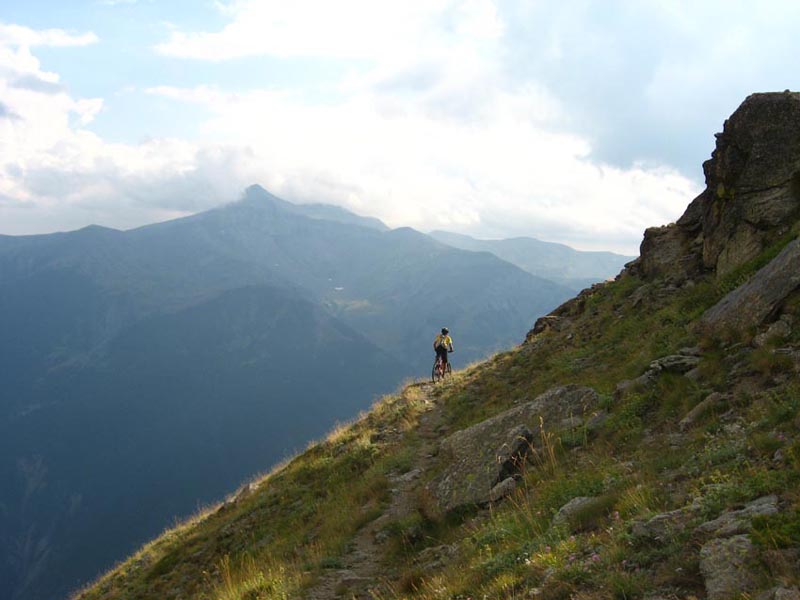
[1,6,709,255]
[0,22,261,234]
[145,79,697,254]
[145,0,700,254]
[0,23,99,48]
[156,0,503,61]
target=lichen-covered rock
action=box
[700,534,757,600]
[428,386,599,512]
[695,495,779,538]
[701,239,800,333]
[631,506,697,542]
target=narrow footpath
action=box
[305,382,446,600]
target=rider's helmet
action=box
[441,327,449,335]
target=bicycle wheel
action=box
[432,359,442,383]
[445,362,452,377]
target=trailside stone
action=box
[552,496,597,528]
[701,239,800,333]
[699,534,757,600]
[429,385,599,512]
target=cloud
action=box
[11,74,65,94]
[0,22,257,234]
[0,101,18,119]
[144,0,713,253]
[144,0,706,254]
[145,80,697,254]
[496,0,800,171]
[156,0,503,61]
[0,23,98,47]
[0,6,709,254]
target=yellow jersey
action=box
[434,334,453,350]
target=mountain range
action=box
[429,230,635,291]
[0,186,629,600]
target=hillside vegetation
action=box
[75,92,800,600]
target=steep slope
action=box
[0,189,573,600]
[73,92,800,600]
[430,230,635,291]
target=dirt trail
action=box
[305,382,446,600]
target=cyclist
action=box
[433,327,454,371]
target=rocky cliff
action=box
[632,91,800,283]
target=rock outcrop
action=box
[428,386,600,512]
[701,239,800,332]
[700,534,757,600]
[696,496,780,600]
[631,91,800,283]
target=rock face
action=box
[696,496,779,600]
[630,92,800,283]
[429,386,600,512]
[699,535,757,600]
[701,239,800,332]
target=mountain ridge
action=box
[429,229,635,291]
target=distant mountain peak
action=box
[242,184,284,204]
[234,184,388,231]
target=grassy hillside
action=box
[73,230,800,599]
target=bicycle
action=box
[431,353,452,383]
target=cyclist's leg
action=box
[435,346,446,371]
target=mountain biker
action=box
[433,327,454,369]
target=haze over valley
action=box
[0,186,630,600]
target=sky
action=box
[0,1,798,254]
